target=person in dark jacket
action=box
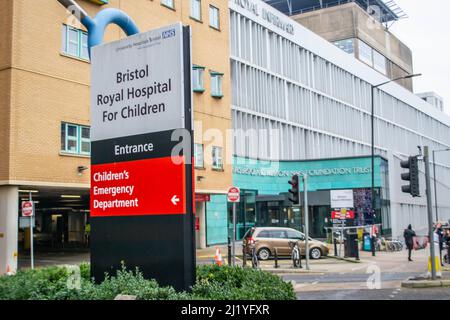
[404,225,416,262]
[444,230,450,264]
[436,227,445,266]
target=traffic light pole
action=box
[301,175,310,270]
[424,146,437,280]
[298,174,309,270]
[289,174,309,270]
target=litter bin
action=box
[363,233,372,251]
[344,232,358,258]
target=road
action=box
[279,249,450,300]
[17,245,450,300]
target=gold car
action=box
[243,227,329,260]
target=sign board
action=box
[330,190,354,209]
[195,194,211,203]
[331,208,355,220]
[22,201,34,217]
[227,187,241,203]
[19,217,35,229]
[90,23,195,291]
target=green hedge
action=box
[0,264,295,301]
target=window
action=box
[193,66,205,92]
[209,5,220,30]
[358,40,373,66]
[210,72,223,97]
[62,25,89,60]
[373,50,387,75]
[161,0,174,9]
[61,123,90,155]
[191,0,202,21]
[333,39,355,55]
[258,230,271,238]
[194,143,204,168]
[286,230,304,240]
[212,146,223,170]
[269,230,287,239]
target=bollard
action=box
[227,237,232,266]
[334,238,338,257]
[242,247,247,267]
[371,236,376,257]
[274,248,279,269]
[355,239,360,261]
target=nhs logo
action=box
[162,29,176,39]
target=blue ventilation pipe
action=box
[57,0,140,53]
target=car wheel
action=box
[257,248,271,261]
[310,248,322,260]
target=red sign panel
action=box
[227,187,240,203]
[331,209,355,220]
[195,194,211,203]
[90,156,186,217]
[22,201,34,217]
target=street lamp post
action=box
[433,148,450,222]
[370,74,421,234]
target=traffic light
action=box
[288,175,300,206]
[400,156,420,197]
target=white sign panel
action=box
[91,23,185,142]
[330,190,354,209]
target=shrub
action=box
[0,264,294,300]
[192,265,295,300]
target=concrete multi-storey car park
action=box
[0,0,232,275]
[226,0,450,242]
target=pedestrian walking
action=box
[436,225,445,267]
[403,224,416,262]
[444,230,450,264]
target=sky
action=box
[389,0,450,114]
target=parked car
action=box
[243,227,329,260]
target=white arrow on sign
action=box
[171,195,180,206]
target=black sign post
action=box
[90,24,195,291]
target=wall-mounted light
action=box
[197,176,206,182]
[19,190,39,194]
[61,195,82,199]
[77,166,89,176]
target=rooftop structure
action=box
[263,0,407,25]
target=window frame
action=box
[210,71,224,98]
[61,122,91,156]
[194,143,205,169]
[62,24,89,61]
[358,40,374,67]
[373,50,387,75]
[212,146,223,170]
[161,0,175,10]
[209,5,220,30]
[193,65,205,93]
[333,38,355,55]
[190,0,202,22]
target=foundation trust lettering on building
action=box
[233,166,372,177]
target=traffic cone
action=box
[214,248,223,266]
